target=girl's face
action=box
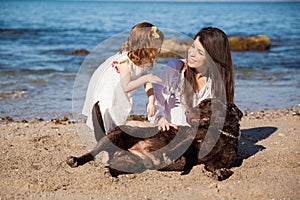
[187,37,208,73]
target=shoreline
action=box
[1,103,299,125]
[0,106,299,199]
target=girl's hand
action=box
[156,116,178,131]
[144,74,162,84]
[147,103,156,117]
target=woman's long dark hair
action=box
[182,27,234,107]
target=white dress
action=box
[82,52,146,133]
[152,59,212,126]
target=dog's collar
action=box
[218,129,239,139]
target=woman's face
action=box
[187,37,208,72]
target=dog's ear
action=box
[198,98,212,109]
[227,103,243,121]
[229,103,243,120]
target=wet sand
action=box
[0,107,299,200]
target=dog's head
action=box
[185,98,212,127]
[185,98,243,127]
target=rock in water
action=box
[229,35,271,51]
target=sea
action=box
[0,0,300,122]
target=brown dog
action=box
[67,98,243,180]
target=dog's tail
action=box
[92,101,106,141]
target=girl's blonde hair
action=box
[120,22,164,69]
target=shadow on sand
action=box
[233,126,278,167]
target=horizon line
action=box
[54,0,300,2]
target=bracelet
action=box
[146,88,154,97]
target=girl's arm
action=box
[119,62,161,93]
[145,82,156,117]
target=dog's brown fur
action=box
[67,98,243,180]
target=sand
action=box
[0,106,299,200]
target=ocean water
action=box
[0,1,299,121]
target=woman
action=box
[153,27,234,131]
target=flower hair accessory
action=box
[151,26,160,39]
[112,61,120,73]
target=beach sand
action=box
[0,107,299,200]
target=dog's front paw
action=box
[202,166,233,181]
[66,156,79,168]
[162,152,175,166]
[212,168,233,181]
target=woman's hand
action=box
[156,116,178,131]
[167,94,180,110]
[147,103,156,117]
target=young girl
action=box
[82,22,164,137]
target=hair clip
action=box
[151,26,160,39]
